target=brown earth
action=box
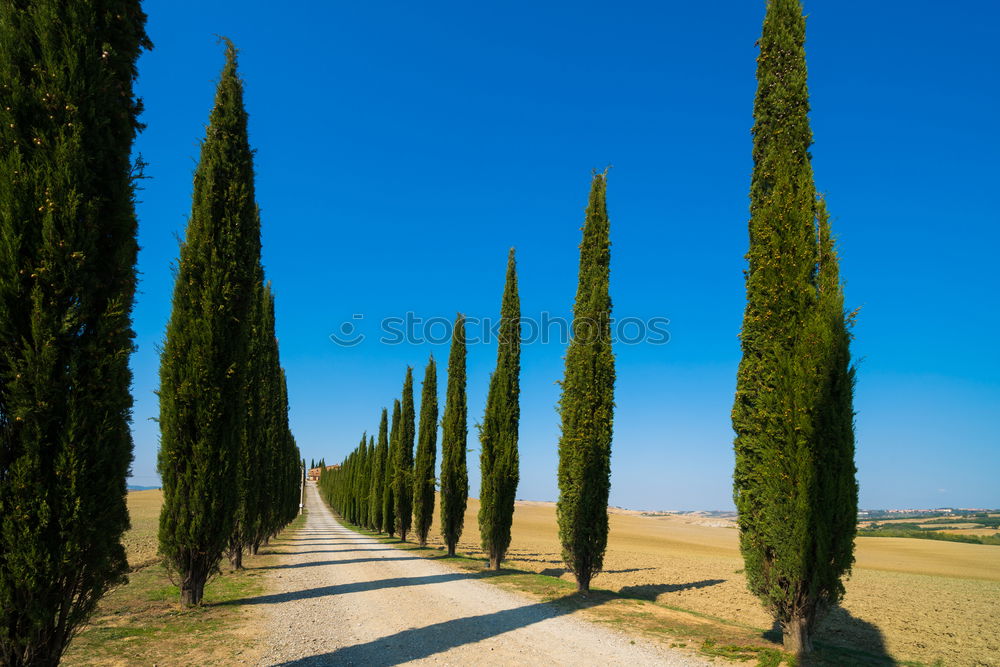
[120,489,162,570]
[419,496,1000,667]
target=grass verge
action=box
[62,509,308,666]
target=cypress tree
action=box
[367,434,377,529]
[382,399,400,537]
[412,356,439,547]
[156,43,261,606]
[732,0,858,654]
[395,367,416,540]
[439,314,469,556]
[478,249,521,570]
[370,408,389,532]
[0,3,149,662]
[557,172,615,593]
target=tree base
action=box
[782,615,814,655]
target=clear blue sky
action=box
[127,0,999,511]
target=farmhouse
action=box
[307,465,338,482]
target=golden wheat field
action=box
[420,497,1000,667]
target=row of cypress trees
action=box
[155,43,302,606]
[319,352,450,549]
[320,171,618,585]
[319,247,523,568]
[319,2,859,649]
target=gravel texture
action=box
[256,484,709,666]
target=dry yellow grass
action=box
[420,497,1000,666]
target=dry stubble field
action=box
[420,497,999,666]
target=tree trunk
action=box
[418,537,427,548]
[782,613,814,655]
[447,543,456,557]
[576,573,591,594]
[230,549,243,570]
[180,578,205,606]
[489,552,501,570]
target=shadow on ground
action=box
[270,594,606,666]
[617,579,726,600]
[220,572,475,606]
[762,605,896,666]
[258,556,422,570]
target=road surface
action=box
[253,484,707,666]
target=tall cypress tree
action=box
[157,43,261,606]
[395,367,416,541]
[413,356,438,547]
[732,0,857,654]
[557,172,615,593]
[383,399,400,538]
[367,434,377,529]
[439,314,469,556]
[0,3,149,662]
[370,408,389,532]
[478,249,521,570]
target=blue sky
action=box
[127,1,999,510]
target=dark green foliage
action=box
[0,2,149,662]
[156,44,261,606]
[557,172,615,593]
[254,286,298,546]
[413,356,438,547]
[478,249,521,570]
[395,368,416,540]
[383,399,400,537]
[229,248,266,570]
[439,314,469,556]
[369,409,389,532]
[732,0,857,654]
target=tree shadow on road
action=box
[259,547,401,556]
[270,594,607,666]
[257,556,423,570]
[217,572,476,606]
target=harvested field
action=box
[121,489,162,570]
[941,528,1000,537]
[421,496,1000,666]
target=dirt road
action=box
[254,484,707,666]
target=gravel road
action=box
[255,484,709,666]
